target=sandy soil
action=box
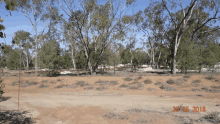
[0,74,220,124]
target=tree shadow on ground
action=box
[0,110,37,124]
[0,96,11,102]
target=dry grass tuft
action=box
[143,79,152,84]
[103,112,128,120]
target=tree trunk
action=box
[71,47,76,69]
[34,25,38,77]
[22,58,25,68]
[26,55,29,70]
[152,48,155,68]
[172,44,178,74]
[130,48,133,72]
[114,58,115,76]
[84,47,92,75]
[157,51,161,69]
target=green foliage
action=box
[0,0,17,39]
[75,49,87,69]
[4,0,17,11]
[38,40,61,69]
[120,47,131,64]
[177,41,200,72]
[6,49,20,70]
[0,24,5,31]
[132,49,148,66]
[60,53,72,69]
[0,59,6,68]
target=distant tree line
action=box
[0,0,219,75]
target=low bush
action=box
[124,77,132,81]
[76,81,89,87]
[202,112,220,123]
[103,112,128,120]
[192,80,201,83]
[39,84,49,88]
[167,79,175,85]
[143,79,152,84]
[159,84,177,91]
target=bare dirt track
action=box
[1,74,220,124]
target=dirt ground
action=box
[1,74,220,124]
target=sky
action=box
[1,0,218,50]
[0,0,149,49]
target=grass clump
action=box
[96,86,107,91]
[128,82,143,90]
[183,75,191,78]
[127,108,149,113]
[57,79,62,82]
[192,80,201,83]
[54,84,66,89]
[10,81,18,86]
[103,112,128,120]
[205,75,216,80]
[123,77,132,81]
[147,88,155,91]
[191,88,201,92]
[109,81,118,86]
[159,84,177,91]
[49,81,56,84]
[154,82,163,85]
[166,79,175,85]
[21,81,39,87]
[84,86,94,90]
[119,84,129,88]
[0,110,36,124]
[94,80,108,86]
[41,80,48,83]
[143,79,152,84]
[211,86,220,89]
[132,119,148,123]
[202,112,220,123]
[39,84,49,88]
[134,76,142,80]
[176,78,187,85]
[201,86,220,93]
[76,81,89,87]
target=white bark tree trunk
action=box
[35,30,38,76]
[26,55,29,69]
[129,48,133,71]
[157,51,162,68]
[152,47,155,67]
[71,47,76,69]
[84,47,92,74]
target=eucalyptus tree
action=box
[0,0,19,97]
[6,49,21,70]
[38,39,61,74]
[15,0,49,76]
[61,22,80,70]
[56,0,137,74]
[161,0,220,74]
[141,1,167,68]
[13,30,34,69]
[0,0,18,69]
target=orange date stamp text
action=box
[173,106,206,112]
